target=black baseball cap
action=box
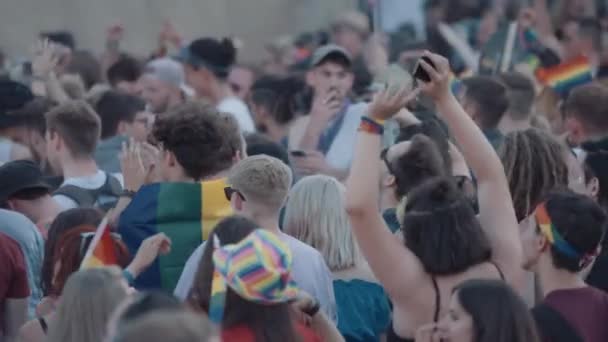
[0,160,52,203]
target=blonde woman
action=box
[46,267,129,342]
[285,175,391,342]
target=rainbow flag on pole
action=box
[535,56,593,94]
[118,180,232,291]
[80,217,118,269]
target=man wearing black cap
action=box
[0,160,61,236]
[288,44,367,181]
[0,80,36,164]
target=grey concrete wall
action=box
[0,0,357,62]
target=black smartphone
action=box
[290,150,307,157]
[413,56,435,82]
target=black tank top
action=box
[386,263,505,342]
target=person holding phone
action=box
[288,45,368,181]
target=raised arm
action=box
[418,52,523,289]
[345,87,426,302]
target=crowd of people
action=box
[1,0,608,341]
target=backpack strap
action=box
[532,303,584,342]
[53,184,97,207]
[53,173,121,208]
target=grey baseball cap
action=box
[144,58,194,97]
[144,58,186,88]
[309,44,352,69]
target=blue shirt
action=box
[334,279,391,341]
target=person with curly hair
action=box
[117,101,245,290]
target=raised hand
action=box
[310,88,343,124]
[120,139,146,192]
[127,233,172,277]
[368,85,419,121]
[106,23,125,45]
[32,39,60,78]
[417,51,452,102]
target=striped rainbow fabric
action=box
[535,56,593,94]
[118,180,232,291]
[211,229,298,309]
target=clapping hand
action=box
[120,139,146,192]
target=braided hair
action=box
[498,129,569,222]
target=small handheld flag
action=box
[80,217,118,269]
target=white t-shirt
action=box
[288,102,368,171]
[174,231,337,322]
[217,96,255,133]
[53,170,107,210]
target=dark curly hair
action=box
[402,177,492,275]
[152,101,242,180]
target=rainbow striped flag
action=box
[80,217,118,269]
[535,56,593,94]
[118,180,232,291]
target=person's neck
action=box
[208,81,233,105]
[498,114,531,134]
[251,214,281,234]
[380,190,398,212]
[538,263,587,298]
[32,196,62,222]
[61,156,98,179]
[203,168,231,182]
[264,121,289,143]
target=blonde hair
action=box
[47,267,129,342]
[284,175,359,271]
[114,310,217,342]
[228,155,292,212]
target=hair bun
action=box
[428,178,456,203]
[218,38,237,66]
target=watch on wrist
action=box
[120,189,137,198]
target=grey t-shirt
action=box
[174,231,337,322]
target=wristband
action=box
[120,189,137,198]
[358,116,384,135]
[122,269,135,286]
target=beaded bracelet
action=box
[358,116,385,135]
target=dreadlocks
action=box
[498,128,570,222]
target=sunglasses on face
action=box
[224,186,246,202]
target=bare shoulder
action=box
[18,318,45,342]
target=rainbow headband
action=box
[534,202,581,259]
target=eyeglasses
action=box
[224,186,246,202]
[380,147,396,175]
[79,231,122,258]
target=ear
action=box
[536,232,550,254]
[588,177,600,199]
[345,72,355,88]
[5,199,16,211]
[565,117,584,145]
[383,174,396,188]
[305,70,316,87]
[232,194,244,212]
[166,150,177,167]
